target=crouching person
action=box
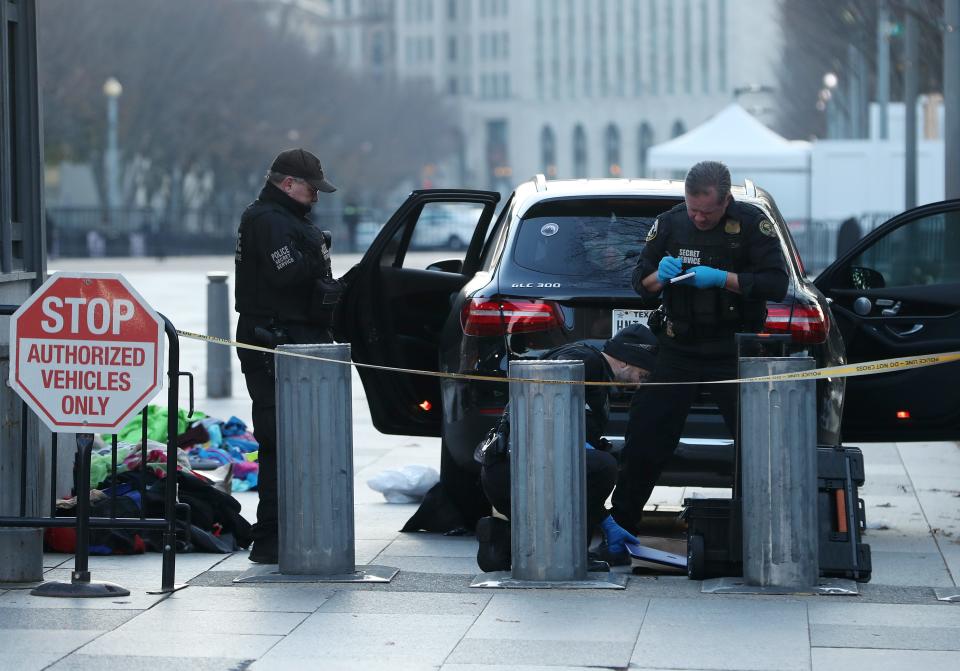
[474,324,658,572]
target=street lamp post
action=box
[821,72,840,139]
[102,77,123,228]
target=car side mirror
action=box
[426,259,463,274]
[849,266,885,290]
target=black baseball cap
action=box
[603,323,658,370]
[270,148,337,193]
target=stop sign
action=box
[8,272,165,432]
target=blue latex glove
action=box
[657,255,683,283]
[690,265,728,289]
[600,515,639,553]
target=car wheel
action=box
[687,533,706,580]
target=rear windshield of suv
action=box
[513,197,678,279]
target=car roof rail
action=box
[743,178,757,197]
[533,173,547,192]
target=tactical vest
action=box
[662,208,766,340]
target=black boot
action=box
[248,536,278,564]
[476,516,511,572]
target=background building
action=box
[386,0,784,191]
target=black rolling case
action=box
[683,445,872,582]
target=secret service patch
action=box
[758,219,776,238]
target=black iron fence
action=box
[789,213,895,276]
[47,206,357,258]
[48,206,900,269]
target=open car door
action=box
[815,199,960,442]
[336,189,500,436]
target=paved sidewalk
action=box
[1,257,956,670]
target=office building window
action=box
[632,0,641,96]
[637,122,654,177]
[605,124,621,177]
[599,0,608,97]
[648,0,658,95]
[583,5,593,96]
[665,0,674,94]
[448,36,457,62]
[616,0,625,96]
[567,0,576,98]
[671,119,687,138]
[448,0,457,20]
[573,124,588,178]
[683,0,692,94]
[487,119,511,192]
[718,0,727,91]
[536,0,545,99]
[700,0,709,93]
[541,125,557,177]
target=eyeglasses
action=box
[292,177,320,194]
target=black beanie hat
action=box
[603,323,658,370]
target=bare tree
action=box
[774,0,944,140]
[37,0,454,211]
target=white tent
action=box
[648,104,812,220]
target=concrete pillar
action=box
[276,343,355,575]
[509,360,587,582]
[740,357,819,589]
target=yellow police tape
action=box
[176,329,960,388]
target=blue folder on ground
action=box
[625,541,687,569]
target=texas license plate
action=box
[612,309,653,335]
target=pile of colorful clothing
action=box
[103,405,260,493]
[43,405,261,555]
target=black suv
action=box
[338,178,960,491]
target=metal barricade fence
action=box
[790,213,895,276]
[0,305,188,596]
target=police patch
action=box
[724,219,741,235]
[758,219,776,238]
[646,219,659,242]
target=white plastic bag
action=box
[367,465,440,503]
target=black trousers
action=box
[481,449,619,537]
[244,366,278,542]
[611,345,739,533]
[237,314,332,545]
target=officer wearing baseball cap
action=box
[474,324,659,572]
[270,148,337,194]
[235,148,341,564]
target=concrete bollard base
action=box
[0,528,43,584]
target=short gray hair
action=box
[685,161,731,202]
[266,170,289,185]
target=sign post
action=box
[8,272,164,597]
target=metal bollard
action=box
[509,360,587,581]
[205,272,232,398]
[740,356,819,589]
[277,343,354,574]
[266,343,396,583]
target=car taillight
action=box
[764,302,829,344]
[461,298,560,336]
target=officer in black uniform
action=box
[611,160,789,533]
[475,324,659,571]
[235,148,340,563]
